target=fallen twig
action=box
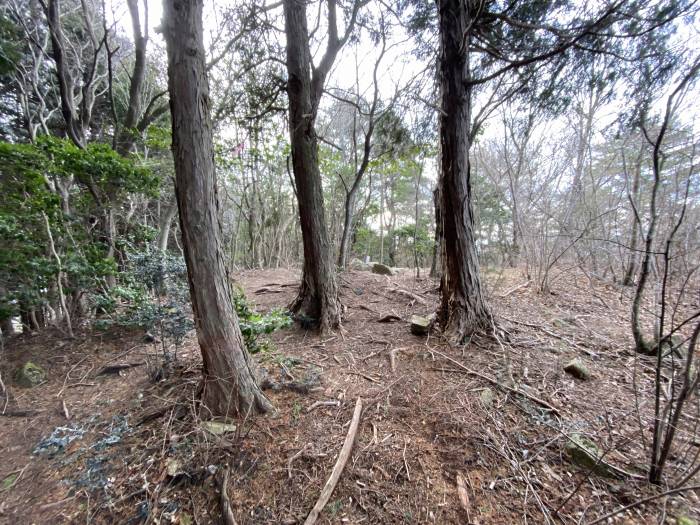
[306,400,340,413]
[61,399,70,420]
[357,304,379,315]
[40,496,76,510]
[389,348,400,372]
[389,286,428,306]
[586,484,700,525]
[304,397,363,525]
[287,444,309,478]
[347,371,379,383]
[3,463,28,490]
[433,349,560,415]
[96,362,145,376]
[254,287,286,295]
[500,315,597,357]
[498,279,531,298]
[0,409,39,417]
[219,466,238,525]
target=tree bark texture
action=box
[436,0,491,342]
[163,0,272,416]
[283,0,340,331]
[116,0,148,155]
[156,202,179,252]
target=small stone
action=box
[166,458,182,477]
[410,315,431,336]
[564,359,590,380]
[201,421,237,435]
[14,361,46,388]
[479,388,494,407]
[564,433,623,479]
[349,258,369,271]
[371,263,394,276]
[2,473,18,490]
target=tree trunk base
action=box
[201,373,274,418]
[439,300,491,345]
[289,279,341,334]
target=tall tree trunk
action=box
[156,202,178,252]
[116,0,148,155]
[414,161,423,277]
[429,186,441,278]
[622,148,643,286]
[0,317,12,337]
[283,0,340,331]
[379,171,385,264]
[0,285,13,337]
[337,190,357,269]
[436,0,491,342]
[163,0,271,416]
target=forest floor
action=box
[1,267,699,525]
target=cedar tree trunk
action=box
[436,0,491,342]
[283,0,340,331]
[163,0,272,416]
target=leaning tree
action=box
[163,0,272,416]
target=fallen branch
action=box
[304,398,363,525]
[219,467,238,525]
[61,399,70,420]
[39,496,76,510]
[347,371,379,383]
[306,400,340,413]
[254,287,286,295]
[389,286,428,306]
[96,362,145,376]
[0,409,39,417]
[377,314,402,323]
[287,444,309,478]
[357,304,379,315]
[135,404,176,426]
[501,316,597,357]
[389,348,400,372]
[498,279,531,298]
[433,349,560,415]
[586,484,700,525]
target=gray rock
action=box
[564,433,624,479]
[372,263,394,276]
[479,388,494,407]
[564,359,590,380]
[410,315,432,336]
[349,258,369,271]
[14,361,46,388]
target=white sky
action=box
[105,0,699,171]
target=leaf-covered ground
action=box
[1,267,698,524]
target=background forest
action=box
[1,0,700,523]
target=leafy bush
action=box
[95,252,289,358]
[232,288,292,353]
